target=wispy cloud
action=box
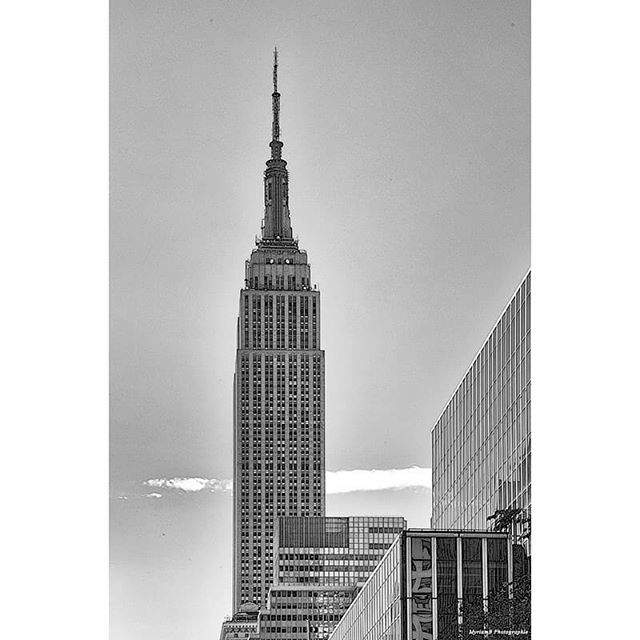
[327,466,431,494]
[141,467,430,496]
[145,493,163,499]
[143,477,232,493]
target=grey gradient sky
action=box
[110,1,529,639]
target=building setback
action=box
[233,50,325,610]
[257,516,407,640]
[431,272,531,549]
[327,530,528,640]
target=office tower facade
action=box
[233,51,326,610]
[274,516,407,587]
[259,585,356,640]
[327,530,527,640]
[431,272,531,549]
[258,516,407,640]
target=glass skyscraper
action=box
[431,272,531,549]
[233,51,325,610]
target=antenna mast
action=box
[270,47,281,158]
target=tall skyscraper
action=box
[233,50,326,611]
[431,272,531,550]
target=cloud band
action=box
[143,467,430,496]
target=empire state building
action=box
[232,50,325,610]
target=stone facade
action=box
[232,50,326,611]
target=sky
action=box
[110,1,530,639]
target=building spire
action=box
[270,47,282,160]
[261,48,293,243]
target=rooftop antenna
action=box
[273,47,278,93]
[270,47,282,158]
